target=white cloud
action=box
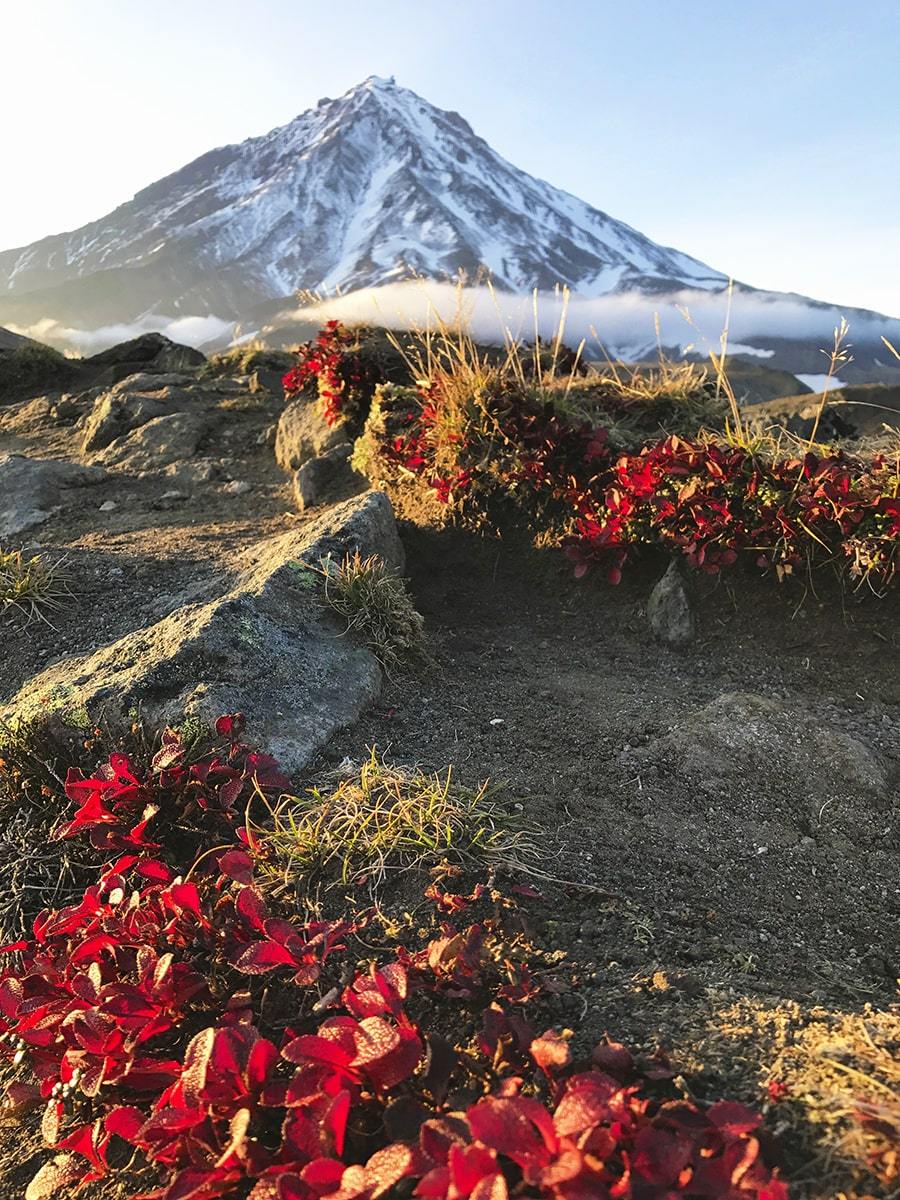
[9,281,900,362]
[7,313,235,355]
[278,281,900,357]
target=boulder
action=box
[81,392,170,454]
[627,691,888,814]
[1,491,404,772]
[249,368,285,395]
[0,453,106,537]
[108,372,194,395]
[292,443,365,511]
[85,334,205,384]
[91,412,209,472]
[275,397,347,471]
[647,559,695,646]
[81,374,202,455]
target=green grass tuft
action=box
[322,550,426,675]
[255,750,535,890]
[0,549,70,625]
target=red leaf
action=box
[707,1099,762,1137]
[232,941,298,974]
[105,1106,146,1143]
[217,849,254,884]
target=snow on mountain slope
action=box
[0,76,727,328]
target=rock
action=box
[92,412,209,472]
[275,397,347,471]
[108,373,194,395]
[647,559,695,646]
[13,397,53,425]
[785,405,856,441]
[1,492,404,773]
[222,480,251,496]
[85,334,205,385]
[248,368,285,395]
[629,691,888,815]
[292,443,366,511]
[51,395,82,423]
[81,392,169,454]
[0,453,106,537]
[163,459,220,486]
[98,500,117,512]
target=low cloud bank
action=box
[7,314,235,356]
[8,281,900,360]
[285,281,900,357]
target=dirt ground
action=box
[323,526,900,1195]
[1,378,898,1198]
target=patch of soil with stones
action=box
[1,388,294,698]
[323,523,900,1187]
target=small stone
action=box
[98,500,117,512]
[292,443,363,511]
[647,559,696,646]
[222,480,251,496]
[248,368,285,395]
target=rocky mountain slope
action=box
[2,76,899,386]
[0,77,728,331]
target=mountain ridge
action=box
[0,75,727,327]
[1,75,898,386]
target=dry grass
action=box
[703,997,900,1199]
[200,341,294,379]
[769,1008,900,1198]
[550,358,727,446]
[0,550,70,625]
[321,551,426,676]
[252,750,537,891]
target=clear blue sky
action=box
[3,0,898,315]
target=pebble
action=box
[98,500,117,512]
[222,480,251,495]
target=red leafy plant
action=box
[51,713,287,858]
[0,723,789,1200]
[283,322,399,428]
[352,333,898,593]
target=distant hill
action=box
[0,326,36,351]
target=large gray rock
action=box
[0,453,106,537]
[85,334,205,383]
[293,443,365,511]
[91,412,209,472]
[647,559,695,646]
[82,392,169,453]
[275,397,347,471]
[1,491,404,772]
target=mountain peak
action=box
[360,74,397,89]
[0,77,727,330]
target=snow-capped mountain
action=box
[0,76,727,330]
[1,75,898,386]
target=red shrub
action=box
[0,724,789,1199]
[283,321,386,427]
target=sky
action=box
[2,0,898,317]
